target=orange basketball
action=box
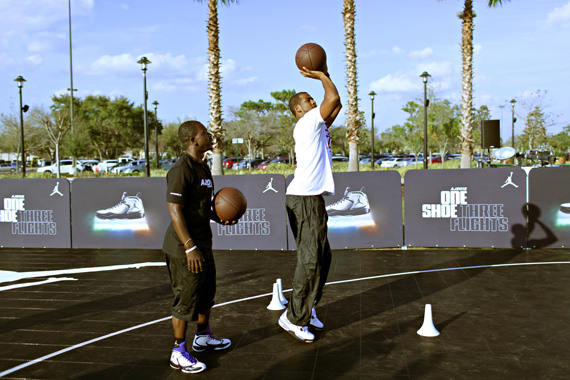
[214,187,247,223]
[295,43,327,72]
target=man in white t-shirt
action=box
[278,66,342,343]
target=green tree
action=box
[160,121,185,158]
[520,106,548,150]
[75,95,146,160]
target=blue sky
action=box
[1,0,569,144]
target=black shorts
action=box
[165,251,216,321]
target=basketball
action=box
[295,43,327,72]
[214,187,247,223]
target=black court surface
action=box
[1,248,570,379]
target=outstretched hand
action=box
[300,66,328,80]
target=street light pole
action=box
[510,99,516,149]
[137,56,151,177]
[152,100,159,169]
[14,76,27,178]
[368,91,376,170]
[420,71,431,169]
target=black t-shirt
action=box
[162,152,214,258]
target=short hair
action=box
[178,120,205,148]
[289,92,308,116]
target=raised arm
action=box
[300,67,342,127]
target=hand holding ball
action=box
[214,187,247,224]
[295,43,327,72]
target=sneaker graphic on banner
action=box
[96,192,145,219]
[326,187,370,216]
[170,341,206,374]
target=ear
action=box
[294,104,302,117]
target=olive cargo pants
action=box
[285,194,332,326]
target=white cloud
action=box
[233,76,259,86]
[415,61,454,77]
[547,1,570,27]
[392,46,403,54]
[370,73,419,93]
[409,47,434,59]
[87,53,205,76]
[26,55,43,66]
[474,44,483,56]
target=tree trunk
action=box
[343,0,360,172]
[208,0,224,175]
[459,0,475,169]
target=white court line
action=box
[1,260,570,378]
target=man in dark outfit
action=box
[163,120,232,374]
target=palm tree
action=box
[456,0,509,168]
[196,0,237,175]
[342,0,360,172]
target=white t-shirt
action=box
[286,106,335,196]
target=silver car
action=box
[112,160,147,174]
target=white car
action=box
[37,159,85,174]
[95,159,120,173]
[380,157,412,168]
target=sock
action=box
[196,323,208,334]
[173,337,185,347]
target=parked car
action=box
[380,157,412,168]
[112,160,147,174]
[259,157,296,170]
[95,159,120,173]
[37,159,85,174]
[161,158,178,170]
[332,155,348,162]
[78,159,100,172]
[0,163,15,173]
[223,157,240,169]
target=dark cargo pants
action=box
[285,194,332,326]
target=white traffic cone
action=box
[276,278,288,305]
[417,304,440,337]
[267,283,286,310]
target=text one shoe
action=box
[170,341,206,374]
[310,307,324,330]
[278,311,314,343]
[192,326,231,352]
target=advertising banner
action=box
[211,174,288,250]
[287,171,404,249]
[0,179,71,248]
[404,168,527,248]
[71,178,169,249]
[528,167,570,248]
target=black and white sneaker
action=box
[278,311,314,343]
[192,326,231,352]
[96,192,145,219]
[170,341,206,374]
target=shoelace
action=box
[180,350,197,364]
[328,197,352,207]
[205,334,223,344]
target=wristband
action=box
[183,238,192,247]
[185,245,198,253]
